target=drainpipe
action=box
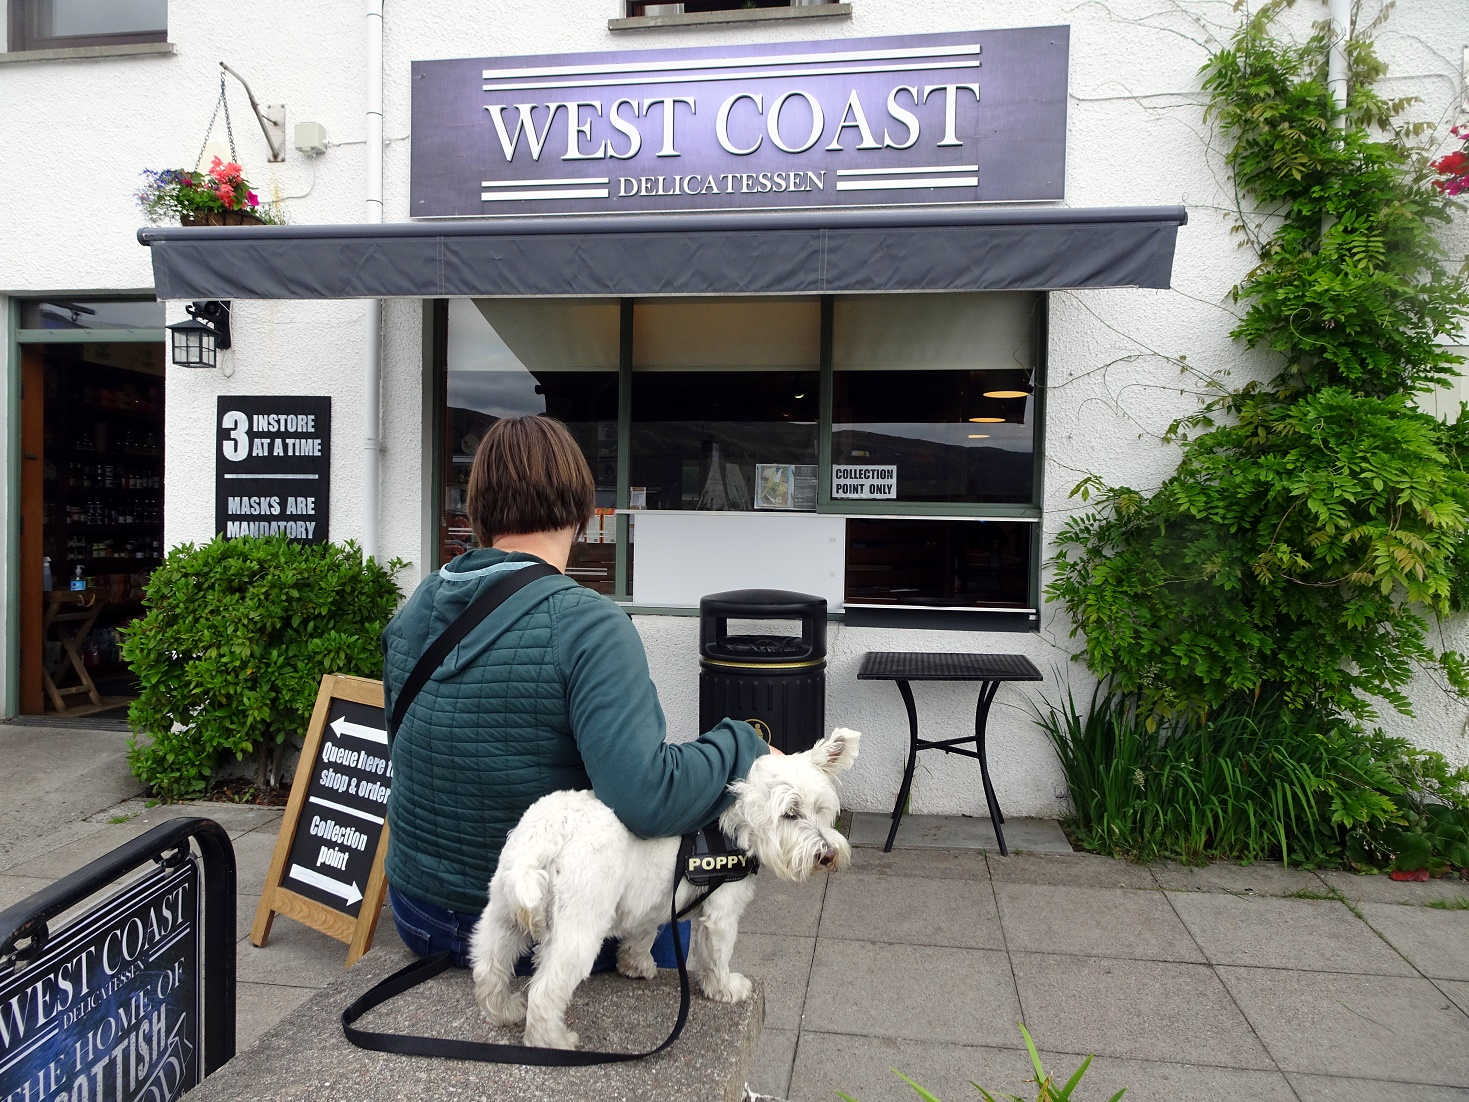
[363,1,384,562]
[1326,0,1349,121]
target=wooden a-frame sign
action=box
[252,674,391,965]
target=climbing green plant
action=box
[1048,0,1469,723]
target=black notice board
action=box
[215,395,331,544]
[252,676,391,963]
[0,862,201,1101]
[282,696,389,920]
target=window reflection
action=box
[442,300,618,591]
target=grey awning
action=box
[137,205,1186,300]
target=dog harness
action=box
[346,564,759,1066]
[678,824,758,887]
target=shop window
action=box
[629,299,820,512]
[7,0,167,51]
[436,292,1042,620]
[440,299,619,593]
[844,519,1033,611]
[626,1,837,15]
[832,293,1038,506]
[19,299,164,330]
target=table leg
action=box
[883,679,921,853]
[974,681,1007,856]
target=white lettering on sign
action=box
[832,464,898,500]
[483,84,979,164]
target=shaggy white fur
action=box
[468,727,861,1050]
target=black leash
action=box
[342,858,718,1064]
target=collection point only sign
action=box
[411,26,1068,217]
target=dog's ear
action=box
[812,728,861,774]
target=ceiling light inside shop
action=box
[982,388,1030,398]
[968,417,1005,423]
[967,434,991,439]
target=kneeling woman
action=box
[383,414,772,969]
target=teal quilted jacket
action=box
[382,548,769,914]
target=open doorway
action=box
[18,299,165,719]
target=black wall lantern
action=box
[167,300,231,368]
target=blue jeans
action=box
[388,884,689,972]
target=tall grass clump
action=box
[1034,682,1469,873]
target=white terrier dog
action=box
[469,727,861,1050]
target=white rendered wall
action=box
[1,1,1465,804]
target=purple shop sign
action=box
[411,26,1068,218]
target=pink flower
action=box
[219,187,236,209]
[246,191,259,207]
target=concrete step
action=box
[191,947,764,1102]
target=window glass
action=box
[20,299,163,330]
[14,0,166,47]
[629,299,819,512]
[832,293,1038,505]
[845,519,1032,609]
[442,299,619,591]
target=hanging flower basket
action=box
[181,209,266,227]
[137,158,283,226]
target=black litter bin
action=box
[699,589,827,754]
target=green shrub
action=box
[1034,681,1469,872]
[121,536,404,800]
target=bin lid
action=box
[700,589,826,618]
[703,634,815,661]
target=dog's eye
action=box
[781,808,801,820]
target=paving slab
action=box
[988,851,1158,891]
[731,933,814,1032]
[849,813,1071,853]
[1317,870,1469,906]
[820,871,1003,950]
[229,828,288,897]
[740,870,828,937]
[1286,1073,1469,1101]
[1168,892,1414,975]
[1010,953,1273,1069]
[787,1032,1033,1102]
[1218,966,1469,1084]
[1358,902,1469,981]
[1151,860,1330,897]
[994,882,1204,962]
[0,873,53,911]
[1035,1051,1297,1102]
[85,799,284,838]
[1439,979,1469,1018]
[803,939,1020,1047]
[235,981,318,1051]
[748,1026,797,1100]
[0,725,141,869]
[846,845,988,881]
[237,919,362,989]
[191,945,764,1102]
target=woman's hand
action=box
[766,745,784,755]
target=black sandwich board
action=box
[251,675,390,964]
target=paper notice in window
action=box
[832,464,897,499]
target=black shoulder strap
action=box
[342,853,708,1065]
[388,561,560,744]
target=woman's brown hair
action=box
[466,415,595,545]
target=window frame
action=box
[431,292,1047,627]
[7,0,168,52]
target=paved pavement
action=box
[4,723,1469,1100]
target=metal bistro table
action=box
[858,651,1043,856]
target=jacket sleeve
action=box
[555,591,770,838]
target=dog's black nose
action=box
[818,851,835,868]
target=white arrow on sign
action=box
[330,716,387,745]
[289,863,363,906]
